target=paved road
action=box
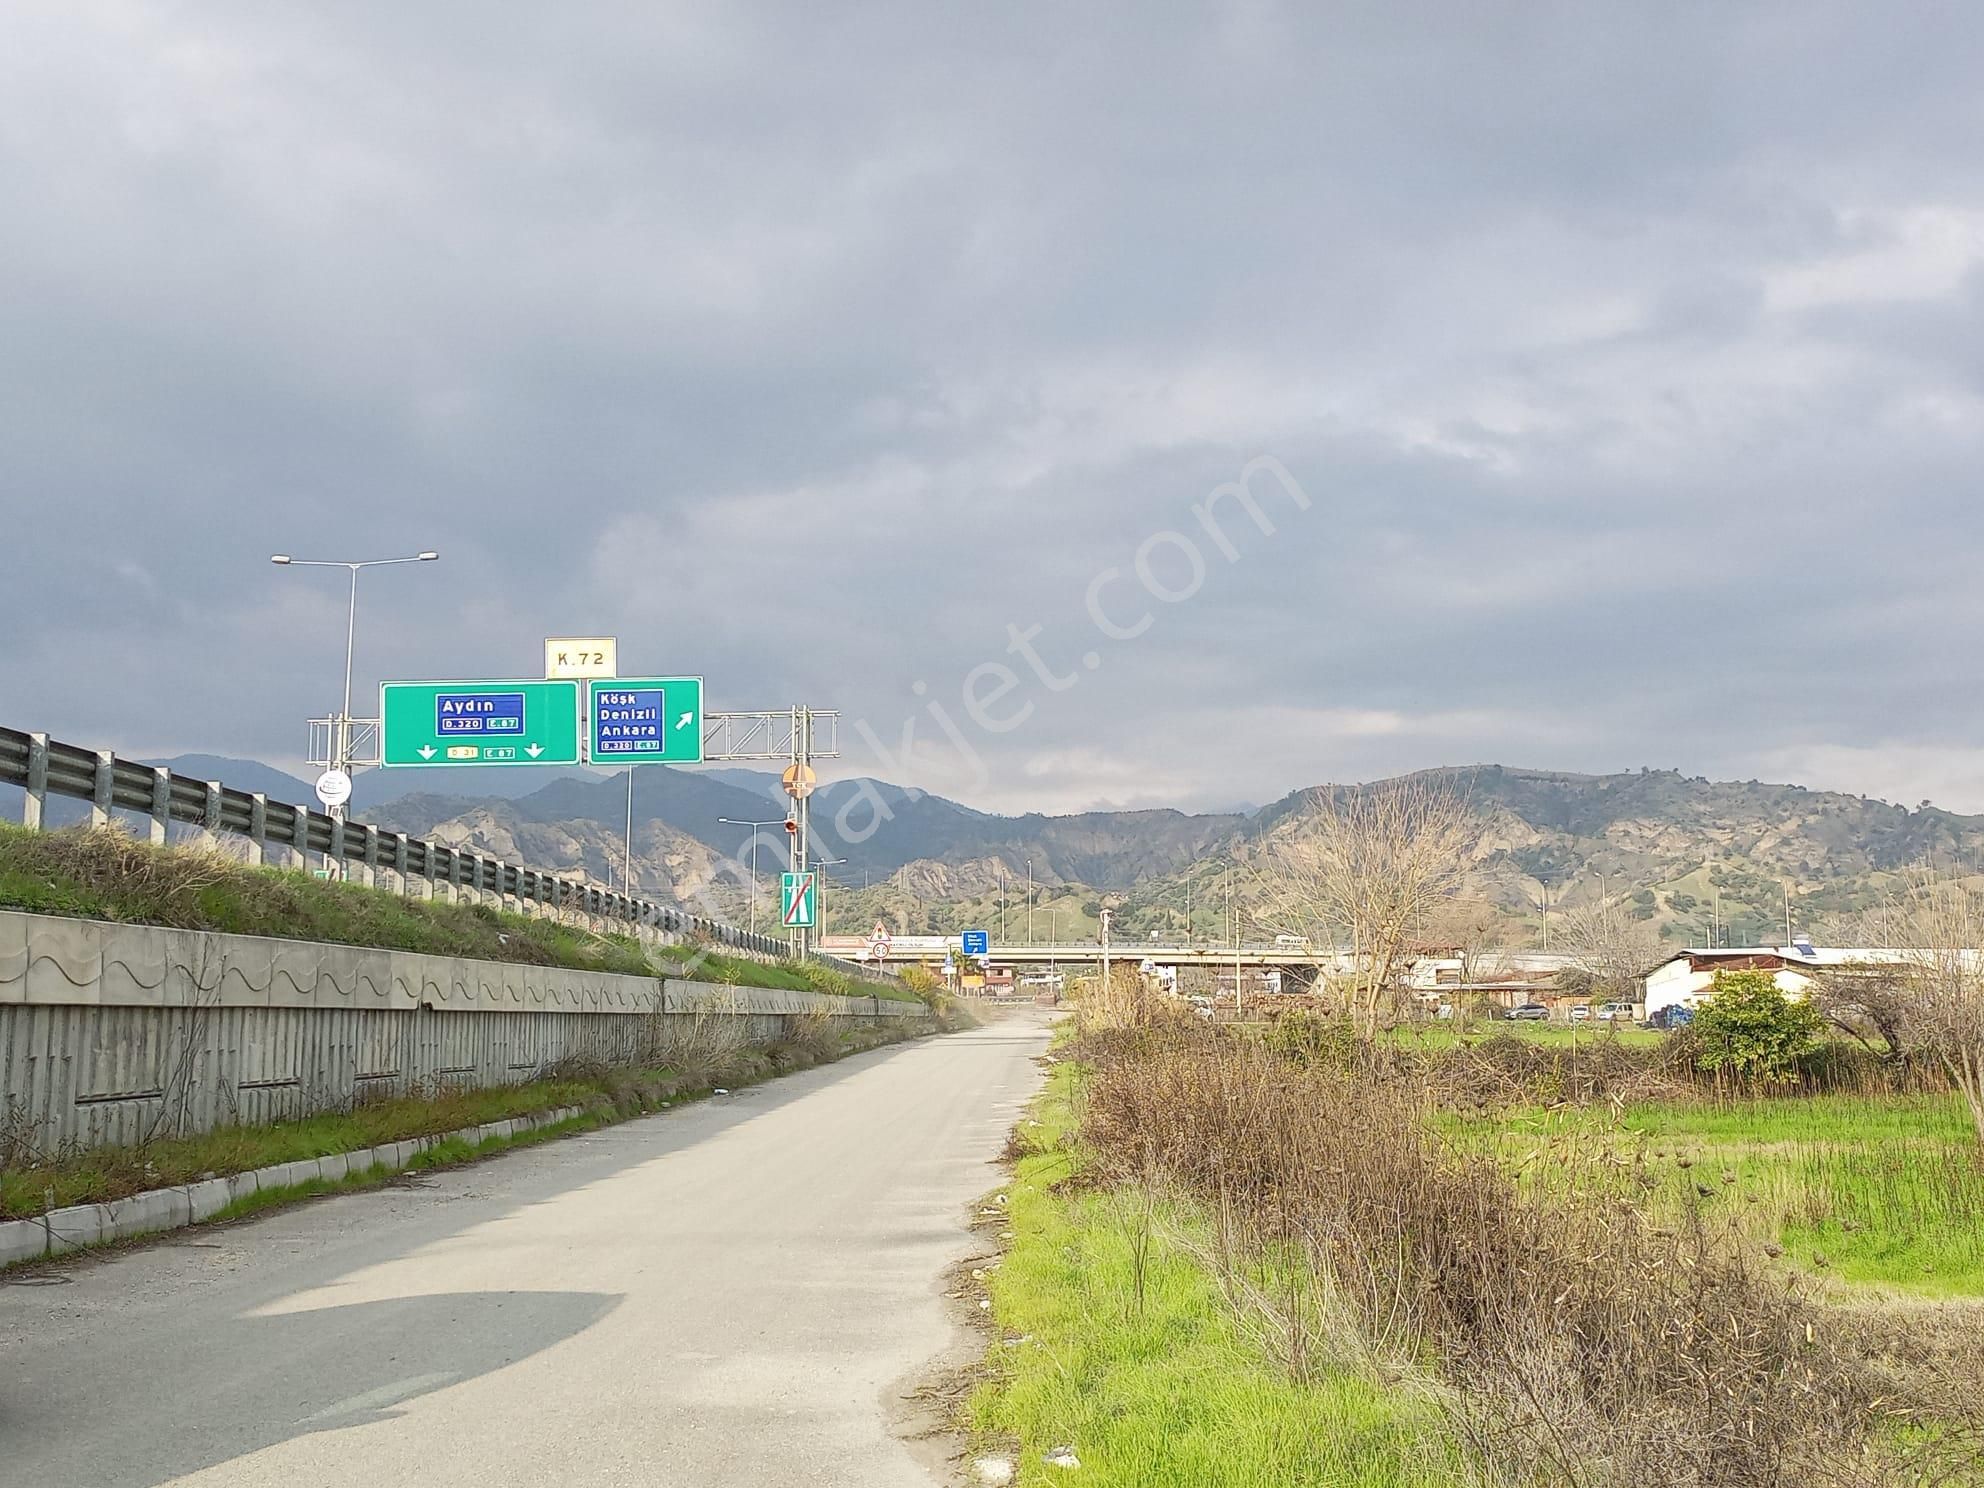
[0,1012,1050,1487]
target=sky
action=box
[5,3,1984,817]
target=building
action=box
[1638,945,1971,1021]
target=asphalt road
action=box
[0,1011,1050,1487]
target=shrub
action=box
[1695,970,1827,1087]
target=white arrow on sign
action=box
[417,746,437,760]
[674,712,693,731]
[525,743,543,758]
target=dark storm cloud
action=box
[3,2,1983,813]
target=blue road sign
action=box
[436,690,526,736]
[962,929,989,957]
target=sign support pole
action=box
[791,704,812,957]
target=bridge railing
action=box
[0,725,889,982]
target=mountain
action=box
[24,749,1984,950]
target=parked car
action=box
[1568,1003,1592,1022]
[1596,1002,1636,1022]
[1504,1003,1550,1021]
[1645,1005,1695,1030]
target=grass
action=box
[1447,1092,1984,1296]
[0,822,919,1000]
[194,1112,606,1226]
[970,1065,1472,1488]
[2,1011,930,1219]
[1379,1020,1666,1051]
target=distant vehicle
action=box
[1504,1003,1550,1021]
[1568,1003,1592,1022]
[1647,1005,1695,1030]
[1273,934,1310,947]
[1596,1002,1636,1022]
[1018,973,1062,987]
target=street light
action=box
[815,857,848,933]
[718,816,789,934]
[271,550,439,818]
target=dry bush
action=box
[644,1000,751,1088]
[1073,1027,1977,1487]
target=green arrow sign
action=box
[380,680,582,767]
[587,677,704,764]
[780,871,817,928]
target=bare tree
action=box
[1891,869,1984,1147]
[1554,901,1666,1002]
[1816,867,1984,1147]
[1247,778,1473,1038]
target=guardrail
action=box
[0,725,885,979]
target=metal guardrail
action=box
[0,725,887,979]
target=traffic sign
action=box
[314,769,352,809]
[962,929,989,957]
[380,680,582,767]
[868,919,892,961]
[544,637,617,679]
[587,677,704,764]
[780,871,818,928]
[781,761,817,799]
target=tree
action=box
[1555,901,1665,1001]
[1247,777,1473,1038]
[1693,969,1825,1086]
[1832,868,1984,1148]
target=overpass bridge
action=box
[820,935,1579,993]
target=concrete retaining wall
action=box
[0,910,925,1150]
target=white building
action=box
[1639,945,1966,1020]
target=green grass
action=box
[1,1008,926,1219]
[0,822,919,1000]
[970,1065,1471,1487]
[1380,1021,1664,1051]
[1448,1093,1984,1295]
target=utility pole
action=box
[1100,907,1112,1008]
[1222,892,1238,1023]
[1783,883,1793,946]
[999,865,1007,943]
[1026,858,1034,945]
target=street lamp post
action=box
[1026,858,1034,945]
[815,857,848,934]
[271,550,439,819]
[718,816,788,934]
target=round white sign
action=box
[314,769,353,809]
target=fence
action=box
[0,725,881,979]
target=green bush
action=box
[1693,969,1826,1086]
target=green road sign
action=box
[380,680,581,767]
[587,677,704,764]
[780,871,817,928]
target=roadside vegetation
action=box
[0,823,919,1000]
[975,1015,1984,1486]
[974,784,1984,1487]
[1,1003,930,1222]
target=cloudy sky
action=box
[5,3,1984,815]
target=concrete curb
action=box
[0,1104,587,1269]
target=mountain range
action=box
[14,752,1979,950]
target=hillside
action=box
[32,754,1968,946]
